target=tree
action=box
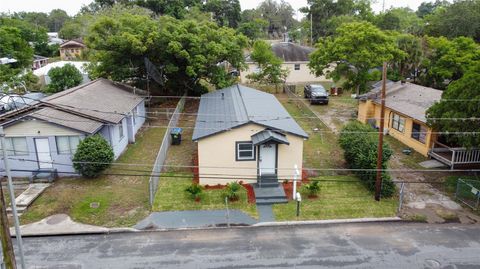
[257,0,296,35]
[237,19,268,40]
[59,13,95,40]
[47,64,83,93]
[419,36,480,90]
[416,0,449,18]
[375,8,424,35]
[48,9,70,32]
[203,0,242,28]
[391,34,423,81]
[301,0,374,40]
[425,0,480,42]
[73,135,114,178]
[86,9,248,95]
[427,63,480,148]
[309,22,402,94]
[246,40,289,89]
[0,26,34,85]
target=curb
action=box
[12,217,403,237]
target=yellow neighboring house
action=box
[59,39,86,60]
[357,81,442,156]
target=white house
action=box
[0,78,147,178]
[240,42,333,84]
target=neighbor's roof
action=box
[359,81,443,123]
[33,61,89,76]
[42,78,145,124]
[60,39,86,48]
[192,84,308,140]
[246,42,314,63]
[29,107,103,134]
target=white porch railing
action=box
[430,142,480,169]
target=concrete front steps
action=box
[7,183,50,215]
[253,184,288,205]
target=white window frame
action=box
[55,136,81,155]
[0,137,28,156]
[392,113,405,133]
[236,142,255,161]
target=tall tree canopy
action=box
[47,64,84,93]
[257,0,296,35]
[246,40,289,88]
[375,8,424,35]
[309,22,401,94]
[427,62,480,148]
[425,0,480,42]
[416,0,449,18]
[86,9,248,95]
[390,34,423,81]
[203,0,241,28]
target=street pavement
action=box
[16,222,480,268]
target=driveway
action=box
[17,222,480,268]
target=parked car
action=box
[304,84,329,105]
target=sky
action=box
[0,0,437,17]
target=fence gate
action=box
[455,179,480,210]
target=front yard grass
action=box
[152,173,257,218]
[273,176,398,221]
[19,114,169,227]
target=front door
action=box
[35,138,53,169]
[259,144,276,175]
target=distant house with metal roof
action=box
[240,42,333,84]
[357,81,442,156]
[0,78,146,178]
[193,84,308,186]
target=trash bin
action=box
[171,127,183,145]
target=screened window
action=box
[236,142,255,161]
[0,137,28,156]
[294,64,300,70]
[56,136,80,155]
[411,122,427,143]
[118,122,124,141]
[392,113,405,132]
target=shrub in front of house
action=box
[73,135,114,178]
[339,121,395,198]
[223,181,242,202]
[302,181,320,198]
[185,183,204,202]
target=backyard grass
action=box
[19,111,171,227]
[273,176,398,221]
[152,173,258,218]
[385,136,429,170]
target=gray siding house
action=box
[0,78,146,178]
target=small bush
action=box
[73,135,114,178]
[185,183,203,200]
[339,121,395,198]
[223,181,241,201]
[302,181,320,197]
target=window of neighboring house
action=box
[236,142,255,161]
[391,113,405,132]
[411,122,427,143]
[118,121,124,141]
[56,136,80,155]
[294,64,300,70]
[0,137,28,156]
[70,49,75,53]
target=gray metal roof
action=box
[271,42,314,62]
[360,81,443,123]
[251,130,289,146]
[43,78,144,123]
[192,84,308,140]
[29,107,103,134]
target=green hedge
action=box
[339,121,396,198]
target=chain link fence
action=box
[455,178,480,210]
[149,95,186,206]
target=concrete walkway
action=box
[7,183,50,214]
[257,204,275,222]
[134,210,257,230]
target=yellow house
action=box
[192,85,308,187]
[59,39,86,60]
[357,81,442,156]
[240,42,333,84]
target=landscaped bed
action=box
[18,103,172,227]
[152,173,258,218]
[273,176,398,221]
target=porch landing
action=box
[253,185,288,205]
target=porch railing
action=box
[430,141,480,169]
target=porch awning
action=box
[251,130,289,146]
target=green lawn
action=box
[152,173,258,218]
[273,176,398,221]
[20,121,168,227]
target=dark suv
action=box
[304,84,329,105]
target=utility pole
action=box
[0,127,25,269]
[310,10,313,46]
[375,62,387,201]
[0,180,16,269]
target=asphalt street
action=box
[16,222,480,269]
